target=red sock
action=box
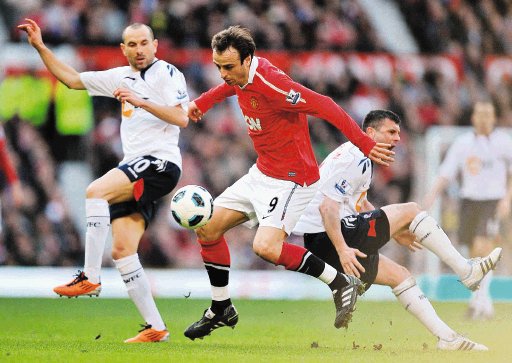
[199,236,230,266]
[276,242,307,271]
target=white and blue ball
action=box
[170,185,213,229]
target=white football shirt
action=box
[439,130,512,200]
[293,142,372,235]
[80,59,189,168]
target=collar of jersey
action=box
[139,58,159,80]
[240,56,259,89]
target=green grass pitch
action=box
[0,297,511,362]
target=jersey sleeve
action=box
[156,63,190,109]
[194,82,237,113]
[80,67,124,98]
[439,138,463,181]
[320,153,362,203]
[264,70,376,156]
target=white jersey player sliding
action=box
[294,109,502,351]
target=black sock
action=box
[296,251,326,277]
[211,298,231,315]
[328,273,348,291]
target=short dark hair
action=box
[122,23,154,43]
[211,26,256,64]
[362,110,401,131]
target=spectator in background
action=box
[424,101,512,320]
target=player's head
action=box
[211,26,256,87]
[362,110,401,149]
[121,23,158,71]
[471,101,495,135]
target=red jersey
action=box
[195,57,375,186]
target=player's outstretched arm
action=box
[113,88,188,127]
[18,18,84,90]
[367,142,395,167]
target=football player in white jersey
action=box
[294,110,501,351]
[424,101,512,320]
[19,19,189,342]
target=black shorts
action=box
[110,155,181,226]
[459,199,499,245]
[303,209,390,289]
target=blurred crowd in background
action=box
[0,0,511,272]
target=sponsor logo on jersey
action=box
[286,89,301,105]
[250,97,259,109]
[244,114,262,131]
[121,101,134,118]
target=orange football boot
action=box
[124,324,170,343]
[53,270,101,298]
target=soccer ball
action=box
[170,185,213,229]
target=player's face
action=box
[213,46,251,87]
[369,119,401,149]
[471,102,495,136]
[121,27,158,71]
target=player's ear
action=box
[120,42,126,56]
[366,127,376,139]
[243,55,251,67]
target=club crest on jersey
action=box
[286,89,301,105]
[250,97,259,109]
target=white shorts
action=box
[214,165,318,235]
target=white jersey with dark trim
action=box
[80,59,189,168]
[293,142,372,235]
[439,130,512,200]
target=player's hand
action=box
[188,101,203,122]
[367,143,395,166]
[338,247,367,278]
[17,18,45,50]
[113,88,143,107]
[393,230,422,252]
[406,241,423,252]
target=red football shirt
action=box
[195,57,375,186]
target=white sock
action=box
[318,262,338,285]
[409,212,470,278]
[393,276,455,341]
[211,285,230,302]
[84,198,110,284]
[114,253,166,331]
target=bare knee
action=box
[391,266,412,289]
[404,202,422,222]
[195,225,223,242]
[86,180,106,199]
[252,239,278,263]
[111,243,134,260]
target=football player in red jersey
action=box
[184,26,395,340]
